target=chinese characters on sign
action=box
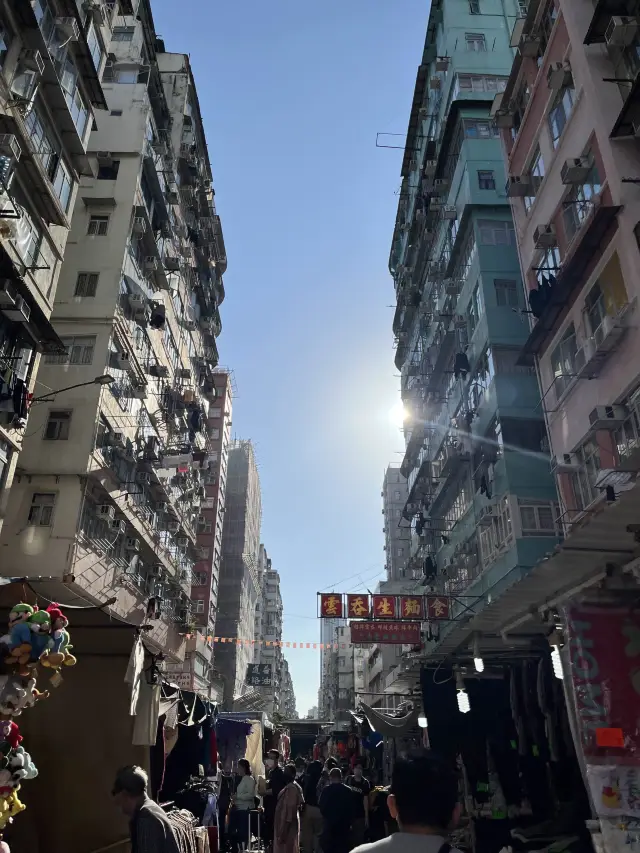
[318,594,453,620]
[347,594,371,618]
[426,596,451,620]
[246,663,273,687]
[372,595,396,619]
[350,621,421,645]
[320,594,343,618]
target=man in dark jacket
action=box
[263,749,287,851]
[112,765,180,853]
[319,767,354,853]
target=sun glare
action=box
[389,400,408,428]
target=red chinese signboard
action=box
[566,605,640,762]
[319,594,343,618]
[400,596,424,620]
[372,595,396,619]
[347,594,371,618]
[350,621,421,645]
[426,595,451,620]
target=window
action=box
[519,501,558,535]
[110,109,123,117]
[563,157,601,242]
[550,324,577,399]
[23,103,73,211]
[51,158,72,211]
[464,119,498,139]
[0,17,14,67]
[537,0,558,65]
[571,439,601,511]
[46,335,96,365]
[44,410,71,440]
[58,57,88,138]
[535,246,561,289]
[478,219,516,246]
[468,282,484,335]
[457,75,507,95]
[397,547,404,557]
[88,215,109,236]
[13,202,42,268]
[523,147,545,213]
[394,490,401,500]
[494,279,519,308]
[465,33,486,51]
[97,160,120,180]
[478,170,495,190]
[469,0,481,11]
[112,26,135,41]
[210,407,221,418]
[28,493,55,526]
[193,572,208,586]
[114,68,138,84]
[198,547,210,560]
[194,600,205,614]
[86,23,103,71]
[549,86,575,148]
[75,272,99,297]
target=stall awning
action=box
[359,701,420,736]
[425,483,640,661]
[518,204,620,365]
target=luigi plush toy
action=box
[3,606,36,669]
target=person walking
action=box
[350,751,462,853]
[229,758,257,853]
[261,749,287,852]
[274,763,304,853]
[301,760,323,853]
[315,756,338,803]
[112,765,180,853]
[318,767,354,853]
[345,762,371,848]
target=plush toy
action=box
[8,747,37,788]
[41,604,76,668]
[0,723,21,754]
[3,605,36,669]
[0,790,25,829]
[23,678,48,709]
[0,680,27,718]
[25,611,52,661]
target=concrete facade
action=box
[253,544,285,715]
[382,465,411,580]
[0,0,226,660]
[321,623,365,728]
[215,439,262,704]
[388,0,560,674]
[497,0,640,528]
[280,656,297,719]
[0,0,110,537]
[318,616,345,719]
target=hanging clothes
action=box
[125,636,145,716]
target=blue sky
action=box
[152,0,429,715]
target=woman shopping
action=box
[228,759,257,852]
[274,763,304,853]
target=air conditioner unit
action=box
[605,16,639,47]
[154,501,168,513]
[519,31,541,58]
[423,160,437,177]
[547,61,572,93]
[594,311,626,352]
[0,281,16,307]
[144,256,158,272]
[533,223,557,249]
[111,431,126,449]
[110,519,126,534]
[82,0,106,25]
[164,256,180,272]
[178,367,192,380]
[132,217,146,235]
[561,156,593,185]
[443,205,457,220]
[589,405,628,430]
[19,50,45,75]
[149,363,169,378]
[97,151,113,166]
[98,504,115,520]
[115,350,131,370]
[152,140,168,156]
[125,537,140,551]
[494,107,515,129]
[167,189,179,204]
[128,293,147,313]
[2,295,30,323]
[430,77,441,90]
[551,453,580,474]
[0,135,21,162]
[435,56,450,72]
[55,17,80,40]
[507,175,535,197]
[167,520,180,532]
[149,564,162,578]
[176,536,189,547]
[433,178,449,193]
[136,471,151,484]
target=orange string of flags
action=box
[182,635,347,650]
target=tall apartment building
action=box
[280,657,297,719]
[192,369,232,636]
[389,0,560,674]
[253,544,285,714]
[322,624,365,727]
[0,0,226,658]
[382,465,411,580]
[215,440,262,704]
[318,616,345,719]
[0,1,110,532]
[491,1,640,585]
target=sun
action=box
[389,400,408,428]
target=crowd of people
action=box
[112,750,462,853]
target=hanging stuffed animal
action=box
[0,790,25,830]
[0,723,22,758]
[25,611,52,662]
[3,605,36,669]
[23,678,48,709]
[0,681,27,718]
[40,604,76,669]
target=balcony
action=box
[519,204,621,365]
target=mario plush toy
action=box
[40,604,76,669]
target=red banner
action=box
[350,621,421,645]
[319,594,343,618]
[566,605,640,763]
[372,594,396,619]
[400,596,424,619]
[426,595,451,620]
[347,594,370,618]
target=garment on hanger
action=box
[125,635,145,716]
